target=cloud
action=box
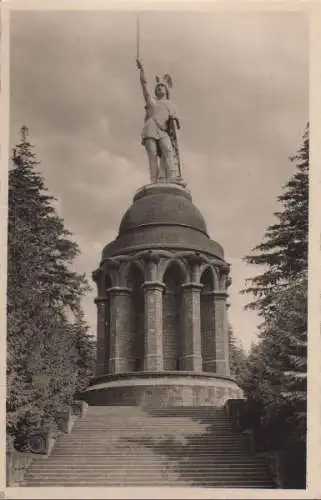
[10,10,308,348]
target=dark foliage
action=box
[7,127,95,448]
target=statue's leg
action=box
[159,136,177,182]
[144,138,159,183]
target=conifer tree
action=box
[7,126,94,445]
[243,124,309,319]
[72,311,96,394]
[241,125,308,451]
[241,273,307,447]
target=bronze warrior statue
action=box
[136,58,182,184]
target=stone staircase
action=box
[22,406,275,488]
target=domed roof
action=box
[102,184,224,261]
[119,184,207,235]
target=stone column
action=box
[214,291,229,375]
[225,302,231,377]
[94,296,109,376]
[200,291,216,373]
[143,281,165,371]
[108,287,132,374]
[181,283,203,372]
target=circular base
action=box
[80,372,243,407]
[134,182,191,202]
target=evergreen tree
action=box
[72,311,96,394]
[241,273,307,447]
[260,273,307,442]
[243,124,309,319]
[7,126,94,446]
[241,125,308,452]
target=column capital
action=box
[142,280,166,291]
[220,263,231,275]
[92,268,101,283]
[107,286,131,295]
[213,291,229,299]
[143,250,161,264]
[187,251,204,267]
[104,259,121,270]
[181,282,204,291]
[200,290,215,297]
[94,296,109,304]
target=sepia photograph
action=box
[4,3,313,496]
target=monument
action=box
[82,52,242,407]
[136,58,182,185]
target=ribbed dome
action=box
[102,184,224,261]
[119,184,207,235]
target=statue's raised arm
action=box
[136,58,152,109]
[136,58,183,185]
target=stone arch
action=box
[101,259,122,287]
[200,267,216,373]
[104,272,112,292]
[162,261,185,371]
[218,268,230,292]
[160,257,189,284]
[200,264,219,291]
[120,259,145,288]
[127,263,145,372]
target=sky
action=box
[9,9,308,351]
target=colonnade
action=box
[93,251,230,378]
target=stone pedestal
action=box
[143,281,165,371]
[181,283,203,372]
[83,372,244,407]
[87,182,241,408]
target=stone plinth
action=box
[81,372,243,407]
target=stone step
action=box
[25,465,270,474]
[75,418,232,429]
[22,404,274,489]
[49,451,254,457]
[87,409,227,412]
[53,444,247,451]
[84,412,225,415]
[27,468,271,477]
[52,449,249,456]
[75,428,231,432]
[81,417,227,420]
[22,479,274,487]
[33,464,267,471]
[26,472,269,485]
[83,414,229,419]
[40,457,265,466]
[73,427,232,432]
[73,421,232,426]
[34,456,267,464]
[85,416,229,420]
[56,437,243,443]
[53,440,243,448]
[77,422,231,426]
